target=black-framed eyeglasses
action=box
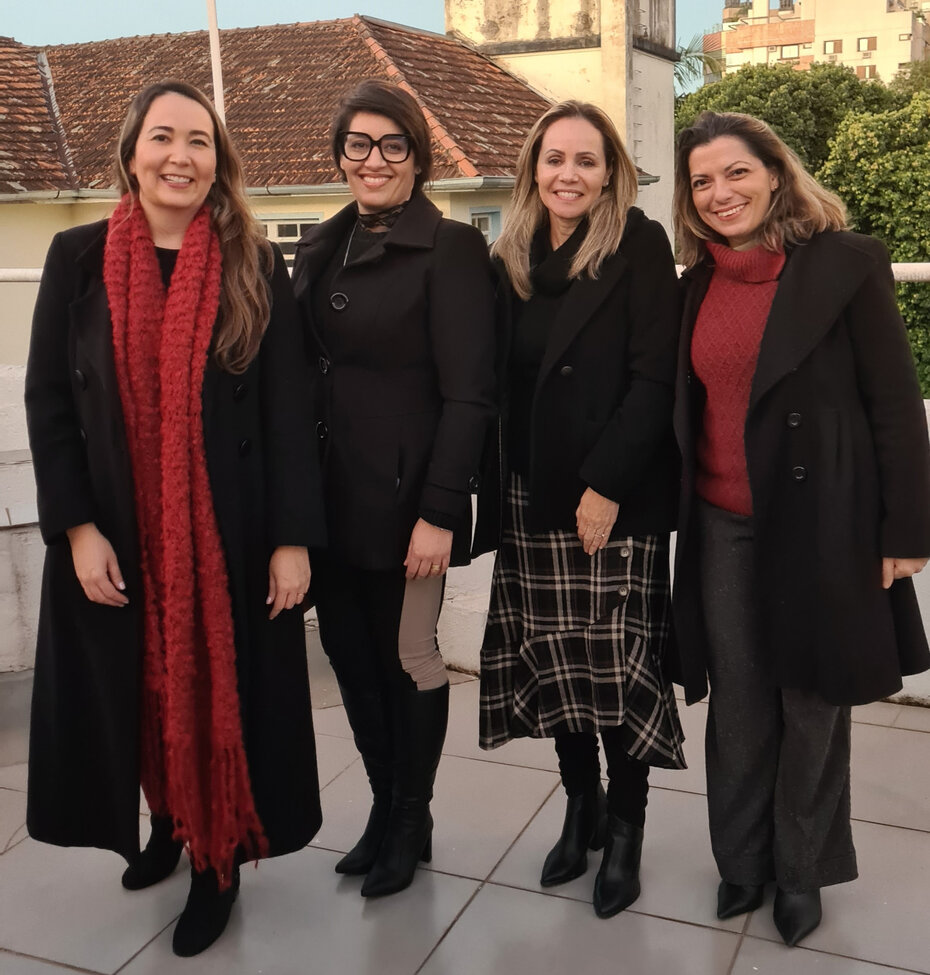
[340,131,411,163]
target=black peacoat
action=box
[671,231,930,706]
[24,220,326,860]
[292,191,496,571]
[472,207,681,556]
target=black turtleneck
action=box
[508,221,585,475]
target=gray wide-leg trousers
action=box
[697,500,858,893]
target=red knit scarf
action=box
[104,195,266,888]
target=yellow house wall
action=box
[491,49,603,106]
[444,0,600,45]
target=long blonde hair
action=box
[674,111,848,269]
[493,101,639,300]
[114,80,273,374]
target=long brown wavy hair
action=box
[674,111,848,269]
[492,100,639,301]
[114,80,272,374]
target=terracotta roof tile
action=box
[2,17,552,193]
[0,37,74,192]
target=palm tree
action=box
[675,33,722,95]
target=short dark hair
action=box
[330,79,432,191]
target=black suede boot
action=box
[334,682,393,875]
[717,880,764,919]
[592,813,643,918]
[540,783,608,887]
[773,887,822,946]
[121,813,184,891]
[361,681,449,898]
[172,864,240,957]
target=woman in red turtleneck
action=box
[670,111,930,947]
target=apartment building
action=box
[704,0,930,83]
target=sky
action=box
[2,0,722,48]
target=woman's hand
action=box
[404,518,453,580]
[267,545,311,619]
[66,522,129,607]
[575,488,619,556]
[881,556,929,590]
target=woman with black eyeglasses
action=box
[292,79,496,897]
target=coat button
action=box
[79,428,87,442]
[620,547,631,558]
[238,439,252,456]
[319,356,330,375]
[233,383,248,402]
[560,365,574,377]
[791,465,807,482]
[316,421,328,440]
[786,412,802,428]
[618,584,629,597]
[74,368,87,390]
[468,474,480,491]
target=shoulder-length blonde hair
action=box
[674,111,848,269]
[114,80,273,374]
[493,100,639,300]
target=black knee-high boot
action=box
[121,812,184,890]
[361,681,449,897]
[541,733,607,887]
[334,682,393,875]
[593,734,648,917]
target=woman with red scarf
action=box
[24,81,325,957]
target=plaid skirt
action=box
[479,473,686,769]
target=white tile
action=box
[747,820,930,973]
[310,704,352,739]
[852,702,903,727]
[120,845,480,975]
[0,787,27,853]
[851,722,930,831]
[0,838,188,972]
[0,954,84,975]
[893,704,930,733]
[0,763,27,792]
[314,733,363,790]
[419,882,740,975]
[733,935,926,974]
[313,751,557,882]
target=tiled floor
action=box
[1,662,929,974]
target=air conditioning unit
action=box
[862,50,872,58]
[768,45,779,51]
[827,54,838,61]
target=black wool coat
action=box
[671,231,930,706]
[24,220,326,859]
[473,207,682,556]
[292,192,496,571]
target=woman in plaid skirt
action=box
[473,101,686,918]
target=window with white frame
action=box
[260,217,322,269]
[780,44,799,59]
[856,64,877,79]
[857,36,877,52]
[469,207,502,245]
[823,39,842,54]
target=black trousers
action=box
[697,500,858,892]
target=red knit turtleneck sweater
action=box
[691,241,786,516]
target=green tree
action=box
[819,93,930,395]
[889,59,930,98]
[675,63,900,172]
[675,34,722,96]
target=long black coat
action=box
[292,192,496,570]
[24,220,326,860]
[671,231,930,706]
[473,207,681,556]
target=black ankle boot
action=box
[717,880,764,919]
[592,813,643,917]
[172,864,240,957]
[334,682,393,875]
[361,682,448,898]
[540,783,608,887]
[121,814,184,891]
[773,887,821,946]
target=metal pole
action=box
[205,0,226,123]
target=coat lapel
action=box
[537,248,629,385]
[673,263,712,448]
[750,234,875,409]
